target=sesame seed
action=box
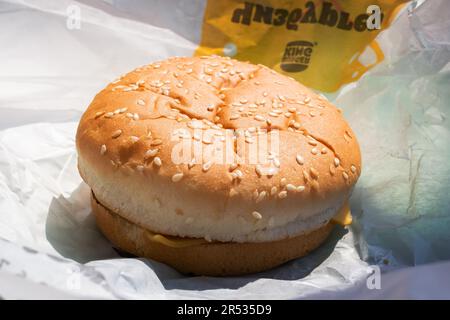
[304,97,311,103]
[303,169,310,181]
[111,130,122,138]
[255,165,263,176]
[153,156,162,167]
[202,161,213,172]
[343,172,349,180]
[193,133,201,141]
[256,191,266,203]
[254,115,265,122]
[309,111,317,117]
[235,169,243,179]
[280,178,287,187]
[321,148,327,154]
[151,139,163,146]
[203,136,213,144]
[136,165,144,172]
[118,107,127,113]
[351,165,357,173]
[296,155,304,165]
[297,185,305,192]
[145,149,158,158]
[95,111,105,118]
[100,144,107,155]
[263,92,268,97]
[270,186,278,196]
[273,158,280,168]
[172,172,183,182]
[310,167,319,179]
[284,112,292,118]
[329,164,335,176]
[334,157,340,167]
[278,191,288,199]
[188,120,204,129]
[253,189,259,200]
[252,211,262,220]
[311,148,319,155]
[286,184,297,192]
[130,136,139,143]
[229,163,238,171]
[188,158,195,169]
[104,112,114,118]
[288,107,296,113]
[126,113,133,118]
[308,140,317,146]
[229,113,240,120]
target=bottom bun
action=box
[92,192,335,276]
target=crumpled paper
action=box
[0,0,449,299]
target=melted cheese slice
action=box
[150,234,208,248]
[331,200,352,226]
[147,201,352,248]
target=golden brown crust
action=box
[92,192,335,276]
[76,56,361,242]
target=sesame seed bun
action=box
[91,192,335,276]
[76,56,361,275]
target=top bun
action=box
[76,56,361,243]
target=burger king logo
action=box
[281,41,315,73]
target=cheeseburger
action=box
[76,56,361,276]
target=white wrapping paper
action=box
[1,0,449,299]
